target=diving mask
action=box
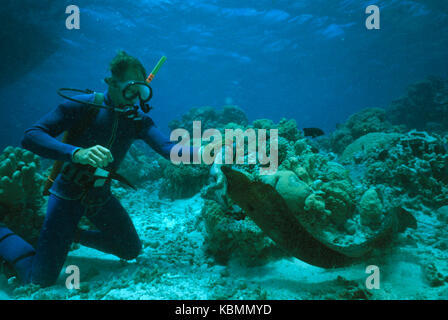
[121,81,152,103]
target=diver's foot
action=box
[0,247,16,280]
[0,226,15,279]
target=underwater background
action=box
[0,0,447,299]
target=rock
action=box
[320,180,355,227]
[341,132,402,163]
[304,193,329,215]
[436,206,448,223]
[423,262,446,287]
[344,220,357,235]
[294,139,309,155]
[359,188,384,228]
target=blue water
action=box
[1,0,447,149]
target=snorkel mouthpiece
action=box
[146,56,167,84]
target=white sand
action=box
[1,185,447,300]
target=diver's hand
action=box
[72,145,114,168]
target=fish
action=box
[303,127,325,138]
[220,166,417,268]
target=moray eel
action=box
[221,166,417,268]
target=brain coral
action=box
[260,170,311,214]
[341,132,403,163]
[330,108,396,154]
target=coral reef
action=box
[340,132,403,163]
[0,147,96,246]
[0,146,46,245]
[163,110,306,201]
[197,110,375,266]
[359,188,384,228]
[159,161,210,200]
[436,206,448,223]
[2,84,448,298]
[360,130,448,210]
[116,142,164,187]
[387,77,448,132]
[329,108,397,154]
[0,146,44,211]
[1,208,46,248]
[252,118,301,142]
[260,170,311,214]
[280,151,356,230]
[201,199,283,266]
[168,105,248,135]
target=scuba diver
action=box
[0,51,202,287]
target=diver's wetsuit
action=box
[0,92,194,287]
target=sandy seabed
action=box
[0,181,447,300]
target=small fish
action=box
[303,127,325,138]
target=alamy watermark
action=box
[169,121,279,175]
[66,5,379,31]
[365,265,380,289]
[66,5,80,30]
[65,265,80,290]
[366,5,380,30]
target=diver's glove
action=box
[72,145,114,168]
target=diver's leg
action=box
[0,226,35,283]
[77,196,141,260]
[29,194,84,287]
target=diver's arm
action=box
[138,119,199,161]
[21,102,85,162]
